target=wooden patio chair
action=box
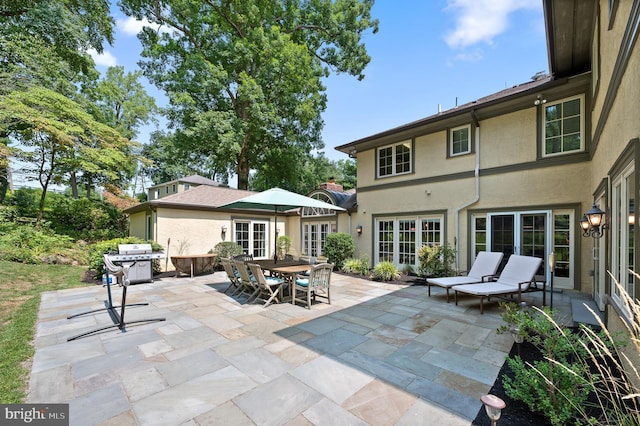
[233,259,259,301]
[221,258,242,295]
[247,263,286,307]
[292,263,333,309]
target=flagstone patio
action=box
[27,271,576,425]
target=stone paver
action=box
[26,270,574,425]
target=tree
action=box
[82,66,158,196]
[0,86,131,221]
[119,0,378,190]
[0,0,114,202]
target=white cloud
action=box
[117,16,168,36]
[87,48,117,67]
[444,0,538,49]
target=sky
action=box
[86,0,548,184]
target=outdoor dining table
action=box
[253,260,314,302]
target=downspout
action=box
[454,109,481,271]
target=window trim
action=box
[376,140,414,179]
[448,124,472,157]
[541,94,585,158]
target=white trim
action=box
[450,124,471,156]
[376,140,412,178]
[542,94,585,157]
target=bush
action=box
[417,243,456,277]
[371,261,401,281]
[0,223,83,264]
[88,237,164,279]
[212,242,244,268]
[276,235,292,259]
[323,232,355,269]
[341,257,370,275]
[497,302,626,426]
[47,197,127,241]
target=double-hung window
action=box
[543,95,584,156]
[377,141,412,178]
[450,125,471,156]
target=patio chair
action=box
[233,259,259,301]
[221,258,242,295]
[247,263,286,307]
[453,255,544,314]
[233,253,254,262]
[292,263,333,309]
[426,251,504,302]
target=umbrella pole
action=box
[274,208,278,263]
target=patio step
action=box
[571,298,603,329]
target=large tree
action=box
[120,0,378,190]
[0,86,130,220]
[0,0,114,202]
[82,66,158,196]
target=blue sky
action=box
[91,0,548,166]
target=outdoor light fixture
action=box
[356,224,363,235]
[580,204,608,239]
[481,394,506,426]
[221,225,227,240]
[534,94,547,106]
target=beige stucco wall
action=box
[129,211,147,240]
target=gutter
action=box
[454,109,481,271]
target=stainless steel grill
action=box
[105,244,165,284]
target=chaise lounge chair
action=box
[426,251,504,302]
[453,254,544,314]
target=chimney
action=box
[319,177,343,192]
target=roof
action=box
[335,75,555,154]
[125,185,256,214]
[147,174,222,189]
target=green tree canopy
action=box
[119,0,378,190]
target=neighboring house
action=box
[125,177,354,269]
[336,0,638,344]
[146,174,222,200]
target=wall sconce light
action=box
[534,94,547,106]
[221,225,227,233]
[580,203,608,239]
[480,394,506,426]
[349,148,357,158]
[356,224,363,235]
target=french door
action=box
[487,211,549,282]
[302,223,330,257]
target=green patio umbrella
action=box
[219,187,346,262]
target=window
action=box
[473,216,487,257]
[302,192,337,217]
[165,186,169,194]
[377,141,412,178]
[543,96,584,156]
[184,183,190,190]
[172,184,177,192]
[375,215,443,267]
[450,125,471,156]
[302,223,331,256]
[234,221,268,258]
[611,164,635,317]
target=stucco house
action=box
[125,177,355,268]
[335,0,638,352]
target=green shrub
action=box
[341,257,370,275]
[497,302,615,426]
[276,235,292,259]
[323,232,355,269]
[88,237,163,279]
[371,261,401,281]
[4,188,39,218]
[0,223,81,263]
[47,197,127,241]
[212,241,244,268]
[417,243,456,277]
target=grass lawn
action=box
[0,260,90,403]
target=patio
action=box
[27,271,578,425]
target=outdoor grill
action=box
[105,244,165,284]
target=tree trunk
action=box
[237,156,250,190]
[69,171,78,198]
